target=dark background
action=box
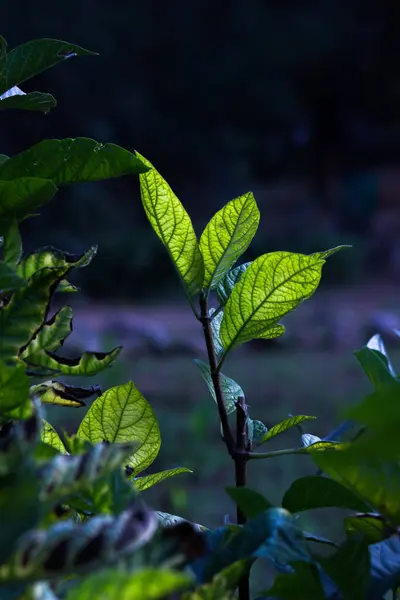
[3,2,400,549]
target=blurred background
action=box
[2,0,400,573]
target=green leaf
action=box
[65,568,191,600]
[25,346,122,376]
[0,90,56,113]
[133,468,192,492]
[17,245,97,280]
[77,381,161,475]
[263,562,327,600]
[20,306,73,359]
[0,361,30,413]
[155,511,206,532]
[216,262,252,305]
[0,154,9,166]
[199,192,259,289]
[260,415,316,443]
[225,486,273,518]
[0,38,96,95]
[0,261,24,293]
[183,560,252,600]
[194,359,243,414]
[319,537,370,600]
[0,178,57,233]
[0,266,69,363]
[354,343,395,389]
[137,152,204,299]
[40,419,67,453]
[220,249,345,356]
[247,418,268,446]
[282,476,371,513]
[345,513,390,543]
[31,381,100,407]
[2,220,22,267]
[210,308,224,361]
[0,139,149,184]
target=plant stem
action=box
[235,396,250,600]
[247,447,311,460]
[198,292,236,457]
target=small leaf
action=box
[17,245,97,280]
[247,419,268,446]
[0,38,96,95]
[0,91,56,113]
[282,476,371,513]
[225,486,273,518]
[137,152,204,299]
[21,306,73,359]
[0,178,57,233]
[3,220,22,267]
[199,192,259,289]
[0,139,149,184]
[220,249,344,356]
[354,342,395,389]
[40,420,67,454]
[0,361,30,414]
[77,381,161,475]
[0,266,69,363]
[216,262,252,306]
[31,381,99,407]
[209,308,224,361]
[194,359,243,414]
[260,415,317,443]
[25,347,121,376]
[0,261,24,293]
[133,468,192,492]
[155,512,206,532]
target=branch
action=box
[247,447,310,460]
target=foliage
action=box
[2,32,400,600]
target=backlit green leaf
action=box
[345,513,390,543]
[260,415,316,444]
[200,192,259,289]
[0,362,30,413]
[2,220,22,267]
[137,152,204,299]
[40,420,67,453]
[133,468,192,492]
[0,91,56,113]
[31,380,99,407]
[216,261,251,305]
[0,266,69,363]
[0,38,96,95]
[194,359,243,414]
[220,249,344,357]
[0,178,57,233]
[21,306,73,359]
[17,245,97,280]
[282,475,371,513]
[25,346,121,376]
[0,139,149,184]
[78,381,161,475]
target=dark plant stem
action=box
[235,396,251,600]
[199,292,236,457]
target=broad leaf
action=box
[0,90,56,113]
[225,486,272,518]
[282,475,371,513]
[199,192,259,289]
[345,513,391,543]
[20,306,73,359]
[0,139,149,184]
[319,537,370,600]
[0,362,30,413]
[40,420,67,453]
[0,266,69,363]
[137,152,204,299]
[220,248,345,356]
[133,468,192,492]
[0,38,96,95]
[17,245,97,280]
[77,381,161,475]
[194,359,243,415]
[2,220,22,267]
[0,178,57,233]
[354,344,395,389]
[264,562,327,600]
[216,262,252,306]
[25,347,121,376]
[0,261,24,293]
[260,415,317,444]
[31,381,100,407]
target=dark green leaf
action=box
[282,475,371,513]
[319,537,370,600]
[0,361,30,413]
[0,261,24,293]
[0,90,56,113]
[354,344,395,389]
[225,486,273,518]
[345,513,391,543]
[0,178,57,233]
[2,220,22,267]
[194,359,243,415]
[263,562,327,600]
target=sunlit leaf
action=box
[220,248,346,357]
[136,152,204,299]
[21,306,73,359]
[216,262,252,306]
[260,415,316,444]
[200,192,259,289]
[0,139,149,184]
[0,361,30,414]
[31,380,100,407]
[40,420,67,454]
[17,245,97,280]
[194,359,243,414]
[25,346,121,376]
[0,178,57,233]
[133,468,192,492]
[77,381,161,475]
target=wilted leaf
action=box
[25,347,121,376]
[21,306,73,359]
[133,468,192,492]
[40,420,67,454]
[77,381,161,475]
[260,415,317,444]
[282,476,371,513]
[199,192,259,289]
[137,152,204,299]
[31,380,100,407]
